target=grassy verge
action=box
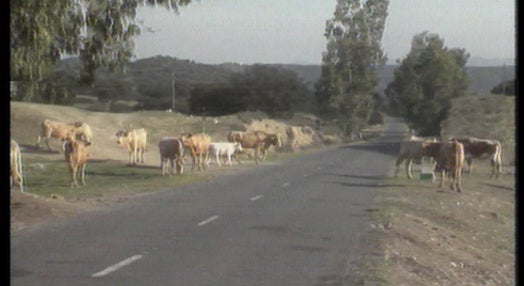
[361,164,515,285]
[21,156,210,200]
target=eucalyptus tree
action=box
[11,0,191,101]
[385,32,470,136]
[315,0,389,135]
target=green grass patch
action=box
[22,157,208,199]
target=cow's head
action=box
[234,142,243,153]
[115,130,128,144]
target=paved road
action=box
[11,119,407,286]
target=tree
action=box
[11,0,191,101]
[385,32,470,136]
[230,65,312,116]
[491,79,515,95]
[315,0,389,135]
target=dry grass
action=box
[358,94,516,285]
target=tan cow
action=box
[10,140,24,192]
[158,137,185,175]
[451,137,502,178]
[436,140,465,192]
[35,119,93,151]
[181,133,211,171]
[394,135,438,179]
[228,130,282,164]
[64,131,92,188]
[115,128,148,165]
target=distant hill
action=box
[275,64,515,96]
[52,56,515,112]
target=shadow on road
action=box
[339,141,399,157]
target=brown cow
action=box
[452,137,502,178]
[35,119,93,151]
[394,135,438,179]
[181,133,211,171]
[10,140,24,192]
[228,130,282,164]
[64,131,92,188]
[435,140,465,192]
[158,137,185,175]
[115,128,148,165]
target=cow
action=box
[436,140,465,192]
[35,119,93,151]
[228,130,282,164]
[10,140,24,192]
[451,137,502,178]
[180,133,211,171]
[64,131,92,188]
[115,128,148,165]
[207,142,243,167]
[158,137,185,175]
[421,140,465,192]
[394,135,438,179]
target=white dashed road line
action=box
[197,215,220,226]
[91,255,143,278]
[250,195,263,201]
[282,182,290,187]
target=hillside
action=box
[51,57,515,110]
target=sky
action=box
[133,0,515,65]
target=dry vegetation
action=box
[360,94,515,285]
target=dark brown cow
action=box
[228,130,282,164]
[452,137,502,178]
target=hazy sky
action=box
[133,0,515,65]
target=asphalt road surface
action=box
[11,119,408,286]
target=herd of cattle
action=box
[394,135,503,192]
[10,119,503,193]
[10,119,283,189]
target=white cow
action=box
[208,142,243,167]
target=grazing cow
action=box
[35,119,93,151]
[158,137,185,175]
[181,133,211,171]
[436,140,465,192]
[207,142,243,166]
[115,128,148,165]
[228,130,282,164]
[10,140,24,192]
[394,135,438,179]
[64,131,92,188]
[452,137,502,178]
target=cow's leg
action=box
[16,152,24,192]
[394,156,404,177]
[438,170,445,188]
[406,160,414,179]
[226,153,232,166]
[80,163,86,186]
[70,165,78,188]
[34,135,42,149]
[216,152,221,167]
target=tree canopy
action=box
[315,0,389,134]
[385,32,470,136]
[11,0,191,100]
